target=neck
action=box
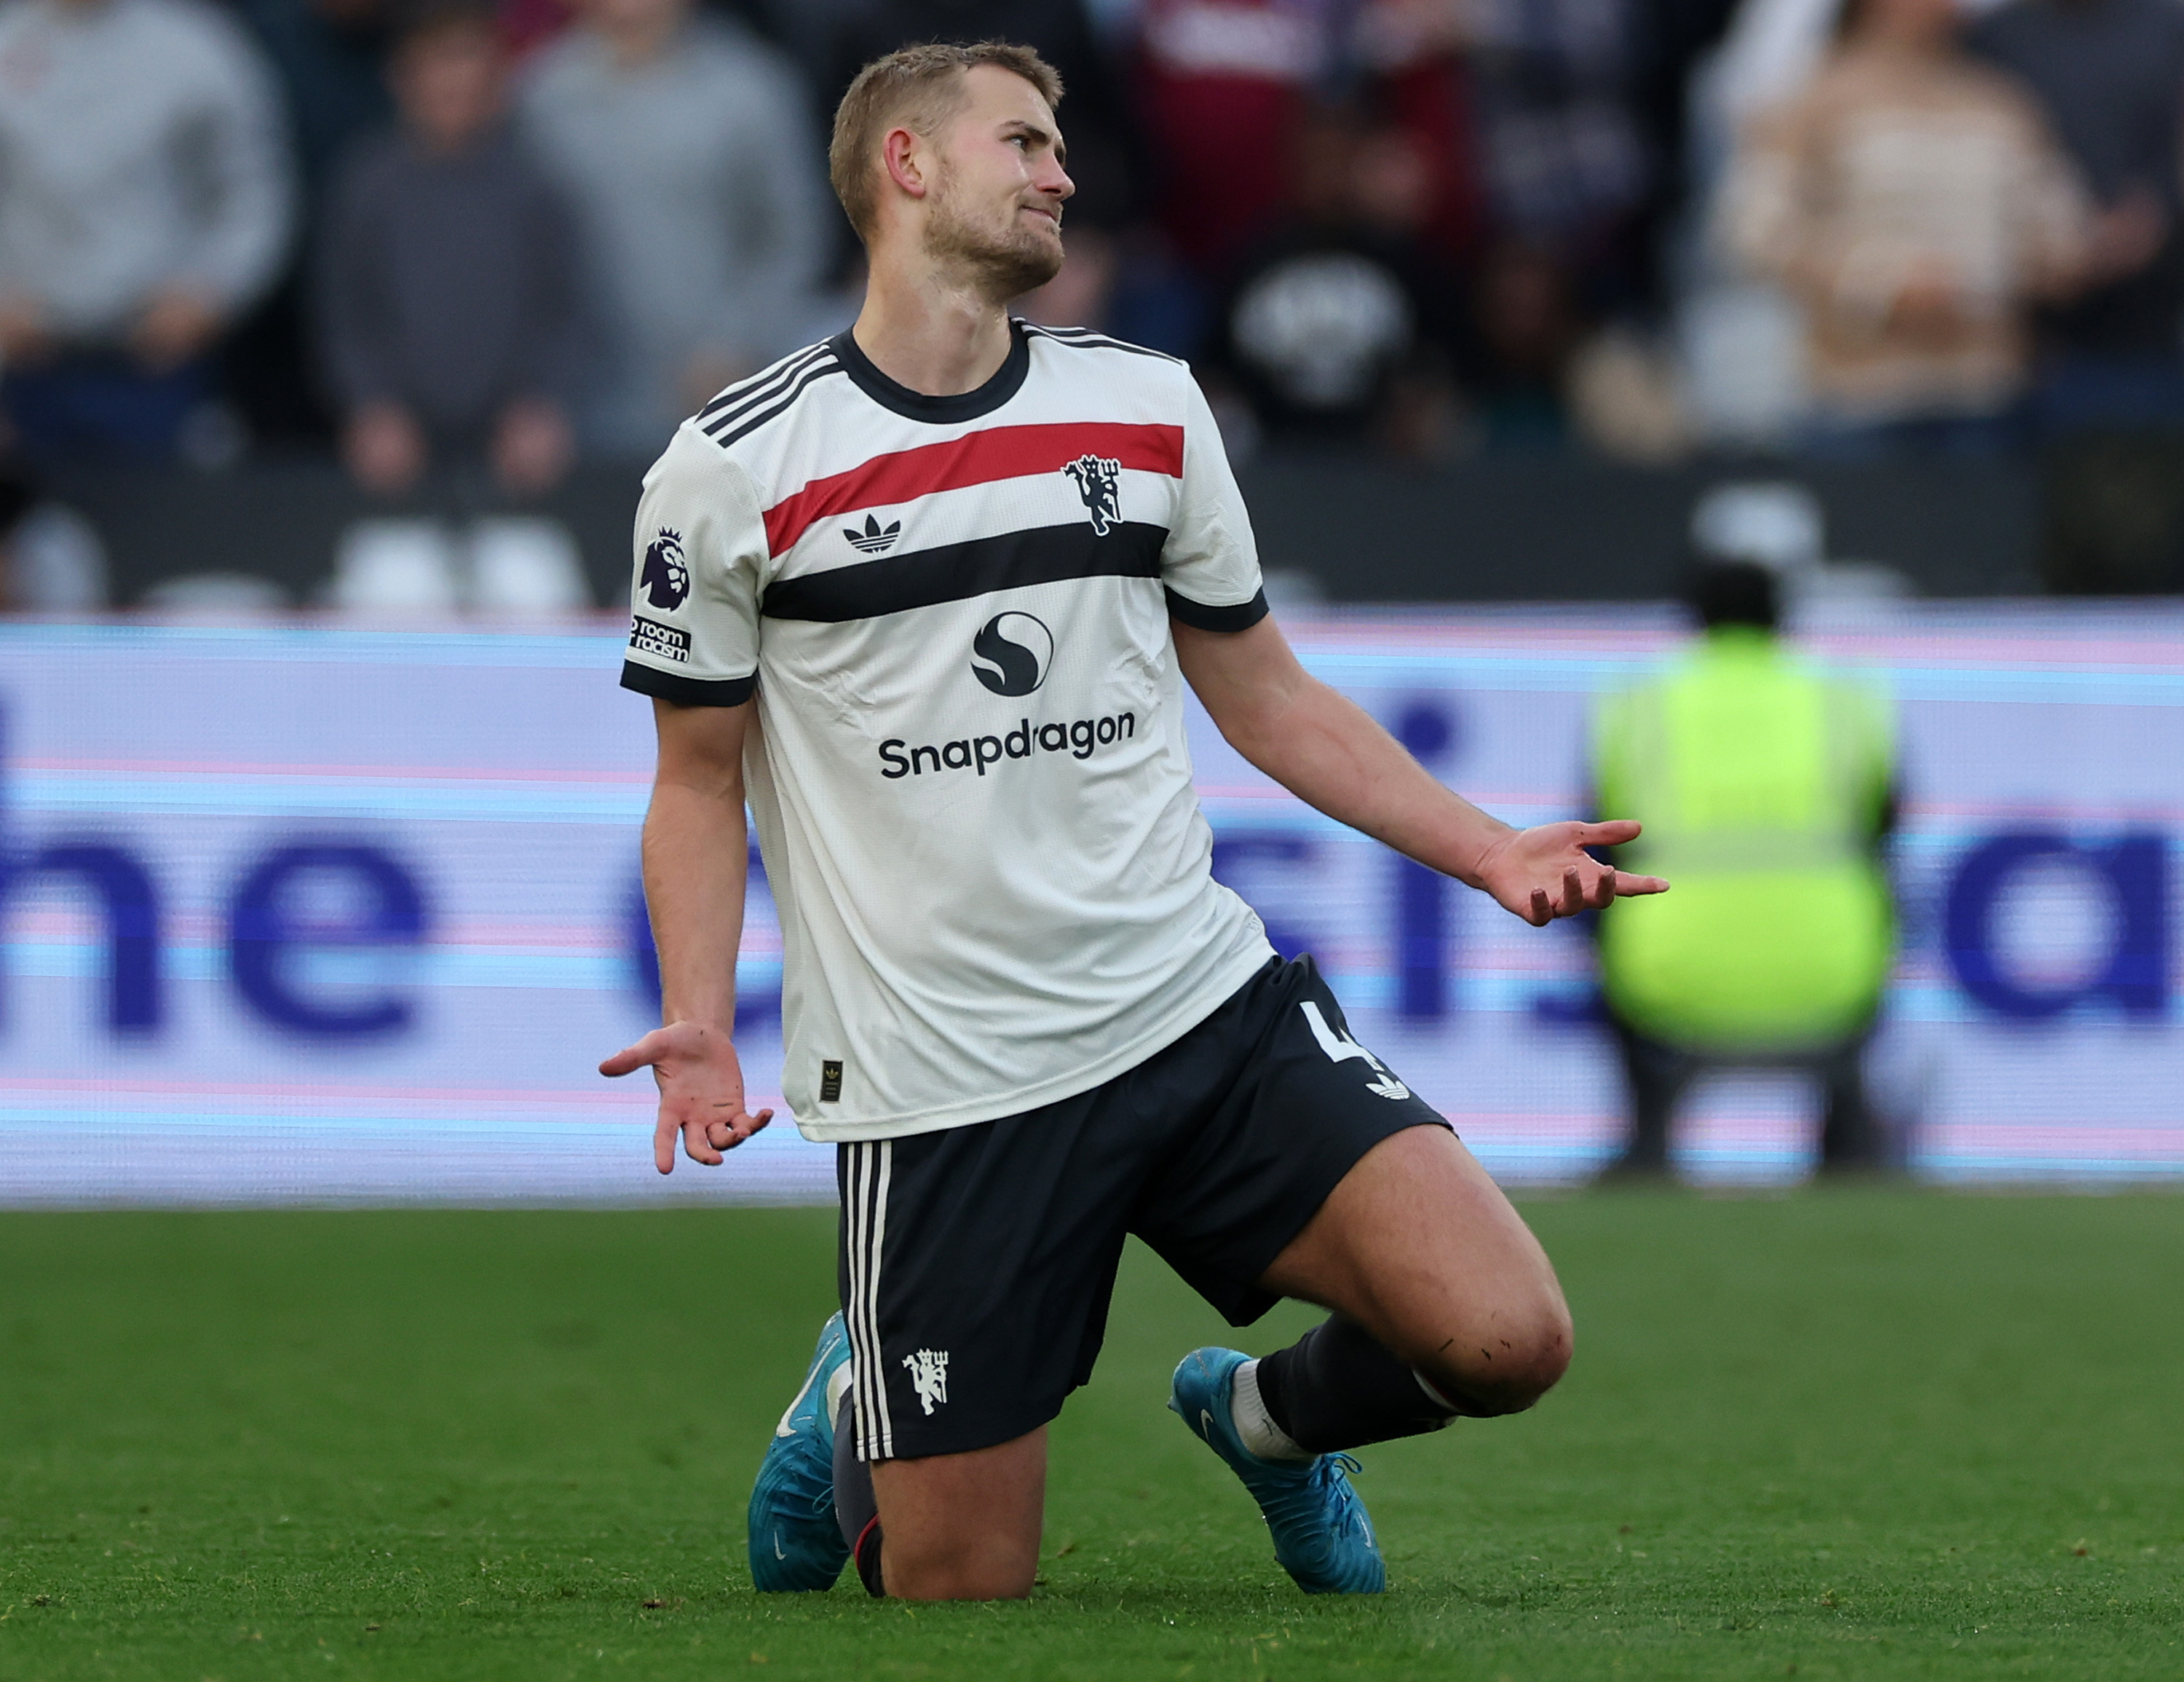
[850,245,1016,398]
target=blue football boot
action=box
[1169,1346,1386,1595]
[748,1312,853,1591]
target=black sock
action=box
[1254,1316,1461,1454]
[831,1391,885,1597]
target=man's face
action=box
[393,25,505,151]
[919,66,1075,301]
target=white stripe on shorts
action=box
[844,1140,895,1461]
[845,1142,871,1458]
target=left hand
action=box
[132,289,224,372]
[1473,820,1667,927]
[598,1019,774,1174]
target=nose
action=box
[1039,155,1075,202]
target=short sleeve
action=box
[620,425,767,706]
[1160,376,1269,633]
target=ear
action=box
[880,125,932,202]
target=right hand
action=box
[599,1019,775,1174]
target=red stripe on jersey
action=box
[762,422,1185,556]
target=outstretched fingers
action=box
[1575,819,1669,899]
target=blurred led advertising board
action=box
[0,606,2176,1205]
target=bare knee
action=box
[1418,1298,1573,1418]
[882,1548,1036,1601]
[869,1429,1045,1601]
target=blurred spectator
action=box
[1969,0,2184,435]
[740,0,860,79]
[1457,237,1585,449]
[1210,109,1458,453]
[239,0,396,190]
[1351,0,1489,266]
[1718,0,2092,457]
[1625,0,1740,299]
[1133,0,1344,272]
[1674,0,1841,446]
[318,4,586,497]
[1463,0,1651,257]
[0,0,293,467]
[823,0,1137,229]
[228,0,397,446]
[518,0,828,455]
[1591,559,1899,1177]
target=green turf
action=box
[1,1191,2179,1680]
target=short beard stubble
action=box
[921,165,1064,302]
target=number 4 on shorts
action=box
[1298,1002,1411,1102]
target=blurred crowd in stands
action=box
[1,0,2183,587]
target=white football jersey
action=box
[622,323,1276,1140]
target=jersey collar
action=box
[830,320,1030,424]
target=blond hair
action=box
[828,41,1064,242]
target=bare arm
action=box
[598,698,775,1172]
[1175,617,1666,923]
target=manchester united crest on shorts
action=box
[903,1349,949,1415]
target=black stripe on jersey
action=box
[1165,586,1270,633]
[695,341,833,425]
[707,360,848,449]
[702,351,840,438]
[1019,323,1185,365]
[761,521,1167,623]
[620,661,756,707]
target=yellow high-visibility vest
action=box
[1592,628,1895,1052]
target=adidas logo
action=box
[844,513,901,554]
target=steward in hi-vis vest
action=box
[1591,561,1896,1175]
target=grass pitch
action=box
[1,1189,2178,1681]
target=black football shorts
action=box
[834,954,1452,1461]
